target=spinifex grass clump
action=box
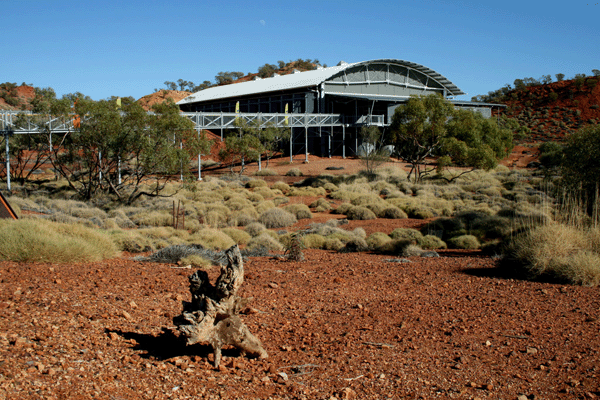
[0,219,118,263]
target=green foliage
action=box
[219,129,262,175]
[215,71,244,85]
[561,125,600,214]
[45,96,211,203]
[441,109,514,177]
[538,141,564,169]
[388,94,455,182]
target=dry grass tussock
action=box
[0,219,118,263]
[506,223,600,285]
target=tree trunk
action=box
[174,245,268,367]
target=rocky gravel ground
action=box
[1,246,599,399]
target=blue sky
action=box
[2,0,598,102]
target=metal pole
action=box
[197,129,202,181]
[99,150,102,182]
[118,156,122,185]
[304,126,308,163]
[289,127,293,163]
[5,132,10,192]
[342,124,346,159]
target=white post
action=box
[304,126,308,163]
[118,156,122,185]
[5,133,10,192]
[99,150,102,182]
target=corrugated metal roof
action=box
[177,59,464,105]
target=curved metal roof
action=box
[177,59,464,105]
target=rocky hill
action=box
[0,83,35,110]
[495,76,600,143]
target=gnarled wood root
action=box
[174,245,267,367]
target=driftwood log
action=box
[174,244,267,367]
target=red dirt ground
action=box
[2,158,600,399]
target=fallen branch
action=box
[363,341,395,348]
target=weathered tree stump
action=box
[174,244,267,367]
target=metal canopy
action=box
[177,59,465,106]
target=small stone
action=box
[129,301,137,309]
[277,372,288,381]
[485,340,492,347]
[268,282,279,289]
[485,383,493,390]
[340,387,357,400]
[526,347,538,355]
[517,395,528,400]
[378,373,386,380]
[54,279,62,284]
[267,365,277,374]
[121,310,132,321]
[469,382,478,388]
[108,332,119,341]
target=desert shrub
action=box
[179,254,213,269]
[246,179,268,188]
[323,238,345,251]
[281,231,305,261]
[253,169,277,176]
[376,239,417,256]
[352,227,367,239]
[247,192,265,203]
[364,201,389,217]
[284,203,313,220]
[107,209,136,228]
[322,182,339,192]
[225,196,254,212]
[287,186,326,197]
[351,193,383,206]
[447,235,480,249]
[273,196,289,206]
[366,232,392,250]
[0,219,118,263]
[390,228,423,242]
[109,229,154,253]
[310,198,332,211]
[382,206,408,219]
[128,210,173,227]
[247,232,283,251]
[245,222,267,237]
[253,187,277,199]
[334,202,353,215]
[419,235,447,250]
[271,181,290,192]
[255,200,275,215]
[221,228,252,245]
[285,168,302,177]
[503,224,600,285]
[258,208,297,228]
[340,236,369,252]
[345,206,376,220]
[227,209,257,227]
[190,228,235,250]
[302,233,326,249]
[329,190,360,201]
[421,218,466,241]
